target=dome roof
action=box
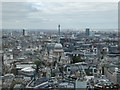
[54,43,63,49]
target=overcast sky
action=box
[2,2,118,30]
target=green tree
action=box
[33,57,46,79]
[101,56,104,59]
[34,60,42,73]
[71,56,85,63]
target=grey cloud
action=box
[2,2,118,30]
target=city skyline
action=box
[1,1,120,89]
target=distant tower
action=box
[23,29,25,36]
[86,28,90,36]
[23,29,27,36]
[58,25,60,35]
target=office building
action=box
[23,29,27,36]
[58,25,60,35]
[86,28,90,36]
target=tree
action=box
[101,56,104,59]
[34,60,41,73]
[71,56,85,63]
[33,58,45,79]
